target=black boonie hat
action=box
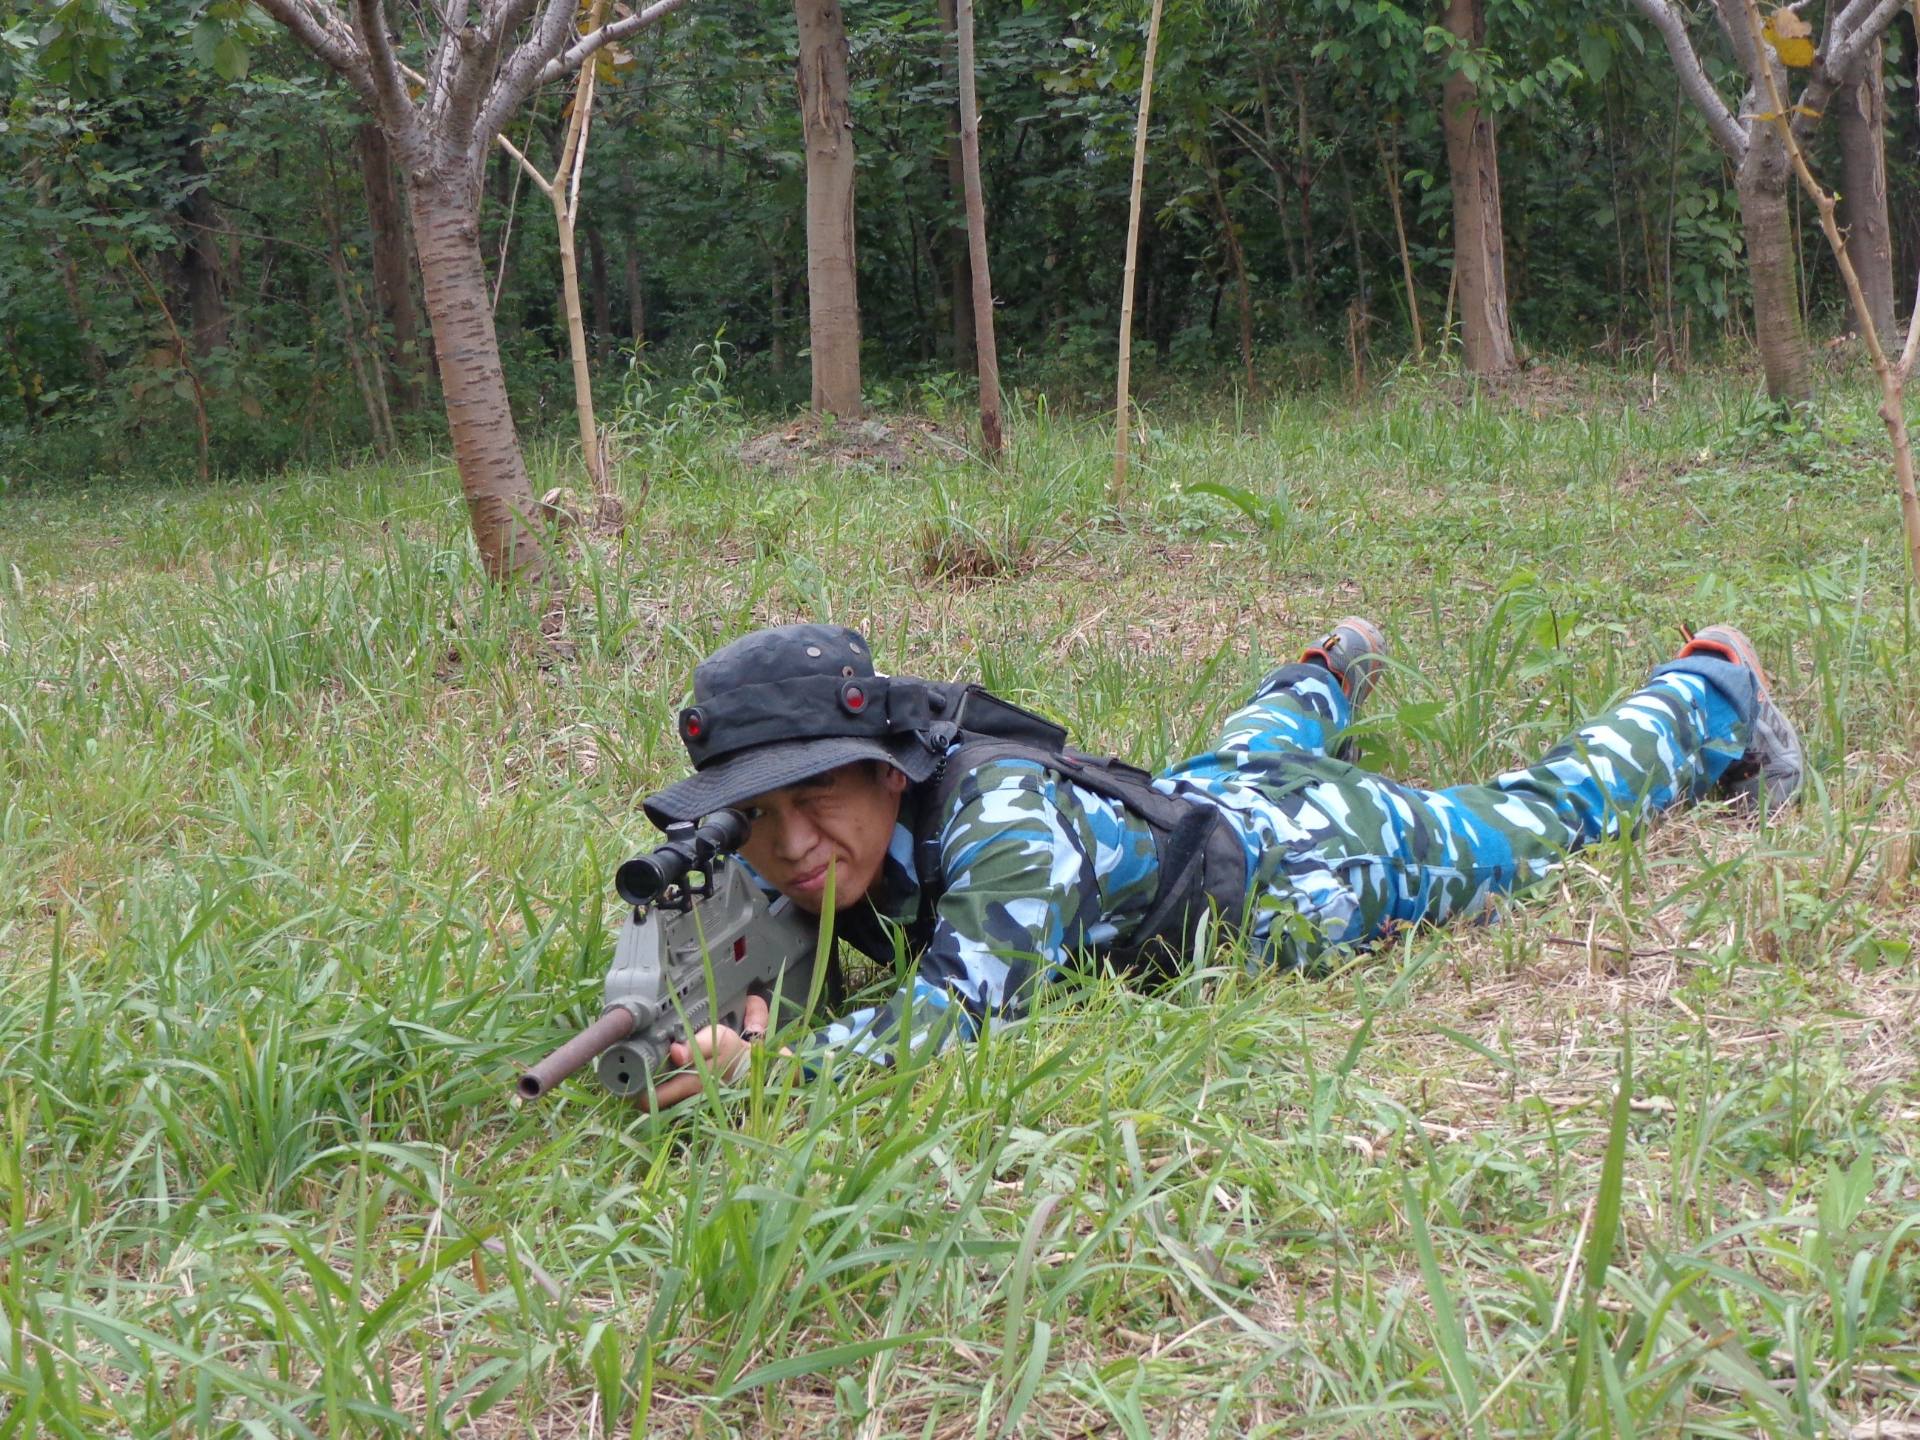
[642,623,942,827]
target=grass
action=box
[2,359,1918,1437]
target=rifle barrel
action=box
[517,1008,638,1099]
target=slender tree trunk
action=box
[955,0,1003,455]
[51,243,109,383]
[489,151,521,339]
[356,120,424,412]
[625,236,646,343]
[321,143,397,455]
[179,133,231,357]
[1737,129,1813,403]
[1379,130,1425,358]
[1836,41,1896,343]
[587,222,612,367]
[1204,146,1255,391]
[1439,0,1516,375]
[326,214,398,455]
[1292,66,1316,324]
[794,0,862,419]
[770,254,788,376]
[409,170,545,582]
[1113,0,1166,496]
[940,0,975,372]
[940,0,975,371]
[551,187,603,487]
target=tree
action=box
[1439,0,1517,374]
[1833,35,1896,342]
[354,120,425,413]
[954,0,1002,454]
[793,0,862,419]
[252,0,696,582]
[1626,0,1902,404]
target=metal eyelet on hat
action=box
[680,707,707,742]
[839,679,870,714]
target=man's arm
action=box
[804,758,1160,1067]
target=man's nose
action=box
[771,810,820,862]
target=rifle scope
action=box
[615,809,750,907]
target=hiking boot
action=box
[1677,623,1805,810]
[1301,615,1389,710]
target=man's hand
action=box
[643,991,773,1111]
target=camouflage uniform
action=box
[810,652,1760,1063]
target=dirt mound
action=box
[737,416,965,473]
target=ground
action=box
[2,362,1917,1437]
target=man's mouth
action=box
[787,862,832,895]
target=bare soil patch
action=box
[737,415,967,473]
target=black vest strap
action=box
[875,735,1251,976]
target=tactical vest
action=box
[835,683,1251,976]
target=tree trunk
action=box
[408,170,545,582]
[1736,131,1813,403]
[1292,67,1316,325]
[356,120,424,412]
[1379,130,1425,358]
[625,236,646,343]
[488,151,521,339]
[587,222,612,367]
[770,254,788,376]
[51,243,109,384]
[793,0,862,419]
[1113,0,1166,496]
[940,0,975,372]
[179,133,231,357]
[1835,41,1896,344]
[955,0,1003,455]
[1439,0,1516,376]
[1205,148,1256,393]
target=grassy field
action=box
[3,361,1918,1438]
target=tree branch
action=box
[349,0,418,134]
[1628,0,1748,158]
[1786,0,1898,144]
[254,0,374,97]
[1827,0,1901,73]
[473,0,580,147]
[533,0,694,87]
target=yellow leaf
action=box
[1769,6,1812,40]
[1762,8,1816,68]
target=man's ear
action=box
[881,764,910,796]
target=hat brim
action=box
[643,734,939,828]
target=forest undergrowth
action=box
[2,363,1918,1437]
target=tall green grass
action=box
[2,366,1916,1435]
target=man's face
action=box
[736,762,909,914]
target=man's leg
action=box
[1169,617,1386,778]
[1257,650,1763,960]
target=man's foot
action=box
[1301,615,1389,709]
[1677,623,1805,809]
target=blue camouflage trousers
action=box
[1158,654,1762,966]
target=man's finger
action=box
[742,992,771,1036]
[642,1068,706,1111]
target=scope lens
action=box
[615,855,665,905]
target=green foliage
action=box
[2,0,1915,476]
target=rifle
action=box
[516,810,819,1100]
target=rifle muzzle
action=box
[517,1007,639,1099]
